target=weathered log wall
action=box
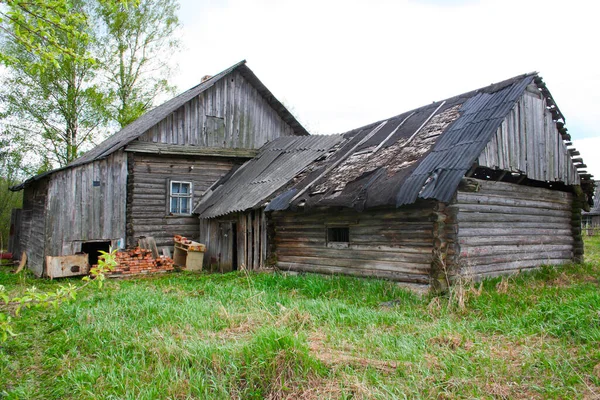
[451,179,575,279]
[128,153,239,249]
[19,179,48,276]
[45,151,128,259]
[138,70,295,149]
[478,88,580,185]
[270,204,436,284]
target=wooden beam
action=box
[125,142,258,158]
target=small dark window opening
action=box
[327,227,349,243]
[81,241,111,266]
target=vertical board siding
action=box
[478,90,579,185]
[138,70,295,149]
[454,179,574,279]
[199,210,267,272]
[128,153,238,249]
[19,180,49,276]
[271,205,436,284]
[44,151,128,261]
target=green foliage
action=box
[96,0,180,128]
[0,247,117,342]
[0,0,110,167]
[0,139,23,244]
[0,0,91,68]
[1,243,599,398]
[0,0,179,171]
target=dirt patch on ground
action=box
[307,332,402,374]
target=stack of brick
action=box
[101,247,175,277]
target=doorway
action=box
[81,241,111,266]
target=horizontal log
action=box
[276,262,430,284]
[126,142,258,158]
[275,240,433,253]
[458,228,572,238]
[460,244,572,257]
[277,255,430,275]
[458,235,573,246]
[456,212,570,224]
[273,219,433,229]
[461,250,572,265]
[456,203,570,217]
[466,179,572,199]
[456,192,571,210]
[275,246,433,264]
[463,258,571,276]
[465,186,573,203]
[458,221,571,230]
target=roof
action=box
[265,73,593,212]
[195,134,344,218]
[11,60,308,191]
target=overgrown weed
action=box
[0,237,599,398]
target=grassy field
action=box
[1,238,600,399]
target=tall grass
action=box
[1,238,599,399]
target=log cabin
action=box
[195,72,594,290]
[9,61,308,277]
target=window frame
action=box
[168,180,193,216]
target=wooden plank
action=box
[237,214,247,270]
[253,210,260,269]
[260,209,267,268]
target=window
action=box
[170,181,192,215]
[327,227,349,243]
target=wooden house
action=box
[9,61,308,277]
[196,73,594,289]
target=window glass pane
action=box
[181,183,190,194]
[181,198,190,214]
[172,182,180,194]
[170,197,178,213]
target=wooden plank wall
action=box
[138,70,296,149]
[478,88,580,185]
[128,153,238,249]
[271,205,436,284]
[199,210,267,272]
[452,179,574,279]
[44,151,128,259]
[8,208,22,257]
[19,179,49,276]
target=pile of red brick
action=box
[106,247,175,277]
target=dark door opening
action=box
[232,222,238,271]
[81,241,111,266]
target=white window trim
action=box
[169,180,193,215]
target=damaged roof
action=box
[11,60,308,191]
[265,72,593,213]
[195,134,344,218]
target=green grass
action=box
[1,238,600,399]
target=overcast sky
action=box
[171,0,599,178]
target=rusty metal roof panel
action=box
[195,134,344,218]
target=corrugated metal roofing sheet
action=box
[267,73,554,212]
[195,134,344,218]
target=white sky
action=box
[171,0,600,178]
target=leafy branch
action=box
[0,248,118,341]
